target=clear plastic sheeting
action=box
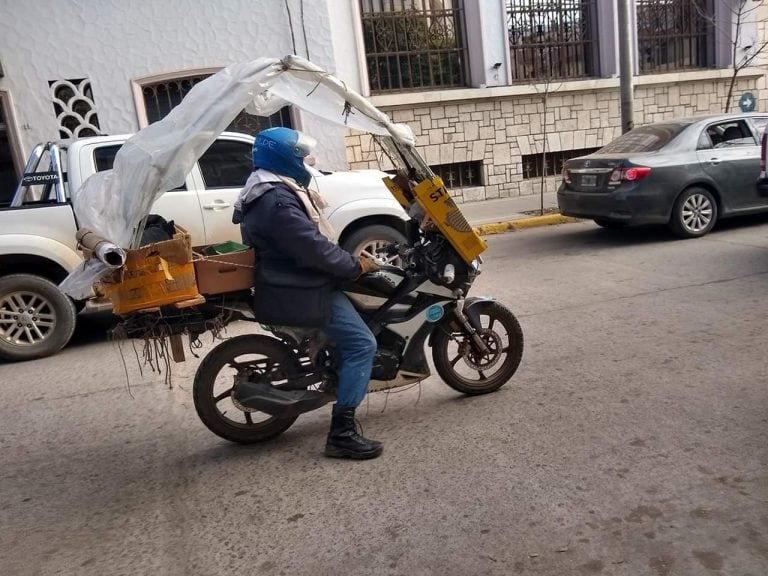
[270,56,415,145]
[60,55,414,299]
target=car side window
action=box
[703,120,757,149]
[198,140,252,189]
[93,144,186,191]
[697,131,713,150]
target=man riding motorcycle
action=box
[233,127,383,460]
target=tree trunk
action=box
[540,90,548,216]
[725,2,743,113]
[725,69,739,114]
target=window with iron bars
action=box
[636,0,715,74]
[432,161,483,188]
[385,160,483,188]
[506,0,599,81]
[522,147,601,179]
[360,0,469,93]
[141,74,292,132]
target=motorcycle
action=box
[191,222,524,444]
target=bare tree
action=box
[696,0,768,113]
[532,73,562,215]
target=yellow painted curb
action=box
[474,214,578,236]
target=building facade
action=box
[0,0,362,202]
[347,0,768,202]
[1,1,767,204]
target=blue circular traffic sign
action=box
[739,92,756,113]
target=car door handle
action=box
[709,157,721,165]
[203,200,231,210]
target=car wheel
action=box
[0,274,77,362]
[341,224,407,266]
[669,187,718,238]
[593,218,627,229]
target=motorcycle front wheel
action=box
[193,334,303,444]
[432,302,523,395]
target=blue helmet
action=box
[252,127,316,187]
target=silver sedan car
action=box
[558,113,768,238]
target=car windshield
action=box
[597,123,687,154]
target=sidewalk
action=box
[459,191,574,235]
[461,191,558,225]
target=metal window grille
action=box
[506,0,599,81]
[637,0,715,74]
[431,161,483,188]
[360,0,469,93]
[522,147,601,179]
[48,78,101,139]
[385,160,482,188]
[141,74,292,132]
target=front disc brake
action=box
[462,328,503,371]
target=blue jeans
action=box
[323,291,377,408]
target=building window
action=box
[637,0,715,74]
[522,147,601,179]
[360,0,468,93]
[140,74,292,133]
[506,0,599,81]
[432,161,483,188]
[48,78,102,139]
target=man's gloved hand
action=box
[357,255,380,276]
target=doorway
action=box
[0,92,23,204]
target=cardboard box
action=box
[193,248,256,295]
[102,226,200,314]
[104,260,199,314]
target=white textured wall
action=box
[326,0,364,94]
[0,0,360,169]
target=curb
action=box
[473,213,579,236]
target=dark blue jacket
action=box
[239,182,361,326]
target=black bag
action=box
[251,267,332,328]
[140,215,176,246]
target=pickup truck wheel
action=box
[341,224,407,266]
[0,274,77,362]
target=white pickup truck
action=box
[0,132,408,362]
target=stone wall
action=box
[346,73,768,203]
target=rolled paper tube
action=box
[75,228,127,268]
[94,243,126,268]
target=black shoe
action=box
[324,406,383,460]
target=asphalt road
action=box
[2,218,768,576]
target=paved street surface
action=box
[2,218,768,576]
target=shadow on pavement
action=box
[69,311,120,348]
[556,212,768,247]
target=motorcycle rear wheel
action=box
[432,302,523,395]
[193,334,303,444]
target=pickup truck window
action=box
[93,145,120,172]
[198,139,252,189]
[94,144,186,191]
